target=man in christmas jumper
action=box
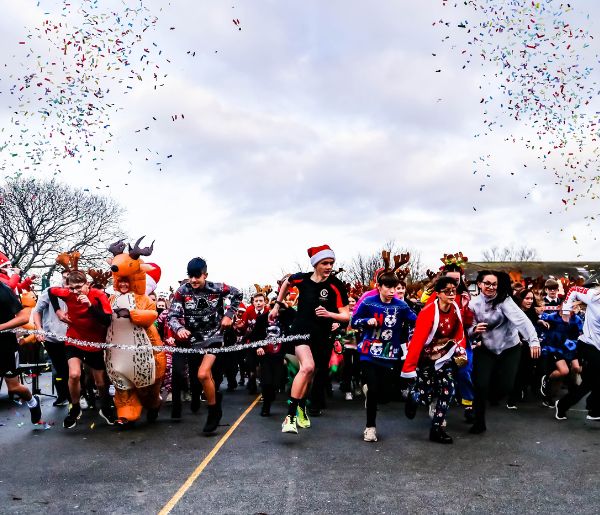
[168,257,242,434]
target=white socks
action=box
[26,396,38,408]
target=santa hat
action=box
[0,252,11,269]
[307,245,335,267]
[237,302,247,312]
[145,263,162,295]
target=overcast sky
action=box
[1,0,599,292]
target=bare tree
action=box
[0,177,126,283]
[342,240,425,285]
[482,245,538,262]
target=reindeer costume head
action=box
[108,237,155,296]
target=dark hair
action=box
[187,257,207,276]
[398,280,407,288]
[442,268,469,294]
[253,293,266,301]
[516,288,540,324]
[377,271,400,288]
[477,270,512,308]
[434,276,458,293]
[67,270,87,284]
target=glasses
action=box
[440,288,457,296]
[188,274,204,279]
[481,281,497,288]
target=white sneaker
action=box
[79,397,89,410]
[108,385,116,396]
[345,392,353,401]
[363,426,377,442]
[165,392,172,404]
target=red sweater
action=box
[401,299,465,378]
[49,287,111,351]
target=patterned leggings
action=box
[413,362,455,428]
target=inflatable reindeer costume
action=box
[105,237,166,425]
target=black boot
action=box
[404,392,418,420]
[190,393,201,413]
[260,401,271,417]
[429,426,453,444]
[203,405,220,434]
[171,400,182,421]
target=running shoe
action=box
[363,427,377,442]
[554,400,567,420]
[79,396,89,410]
[428,403,436,419]
[281,415,298,434]
[506,403,518,410]
[29,395,42,424]
[296,405,311,429]
[430,426,453,444]
[541,398,553,408]
[99,406,117,425]
[63,403,82,429]
[345,392,353,401]
[586,412,600,421]
[108,384,116,396]
[53,396,69,407]
[203,409,220,434]
[540,375,550,398]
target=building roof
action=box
[464,261,600,282]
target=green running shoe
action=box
[281,415,298,434]
[296,405,311,429]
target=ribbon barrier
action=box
[1,328,310,355]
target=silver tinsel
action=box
[2,328,309,355]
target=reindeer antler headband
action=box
[382,250,411,281]
[55,251,81,273]
[440,252,469,272]
[88,268,112,289]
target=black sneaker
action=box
[29,395,42,424]
[147,407,160,423]
[540,375,550,398]
[63,404,82,429]
[53,396,69,407]
[99,406,116,426]
[171,403,182,421]
[404,393,418,420]
[429,426,453,444]
[469,422,486,434]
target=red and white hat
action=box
[238,302,247,312]
[0,252,10,269]
[145,262,162,295]
[307,245,335,267]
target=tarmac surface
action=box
[1,373,599,515]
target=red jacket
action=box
[401,298,465,379]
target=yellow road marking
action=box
[158,395,262,515]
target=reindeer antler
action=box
[396,268,410,281]
[426,269,437,281]
[381,250,391,271]
[392,253,410,275]
[108,239,127,256]
[56,253,72,272]
[128,236,155,260]
[55,251,80,272]
[254,284,261,293]
[88,268,112,288]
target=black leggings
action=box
[44,340,70,400]
[361,361,392,427]
[259,354,284,404]
[558,342,600,414]
[341,348,361,392]
[172,353,202,407]
[308,341,333,410]
[473,344,521,426]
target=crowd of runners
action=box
[1,243,599,444]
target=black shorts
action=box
[65,346,106,371]
[0,340,19,378]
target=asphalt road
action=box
[1,373,599,515]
